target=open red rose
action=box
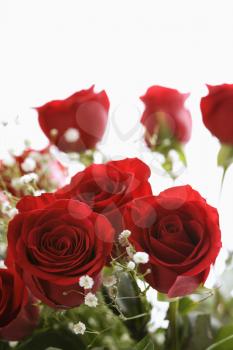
[123,185,221,297]
[200,84,233,145]
[6,196,114,309]
[55,158,152,233]
[0,268,39,341]
[140,86,192,148]
[36,86,110,152]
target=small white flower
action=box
[119,229,131,240]
[84,292,98,307]
[21,157,36,172]
[103,275,117,288]
[2,155,15,167]
[20,173,39,184]
[127,261,136,270]
[72,321,86,335]
[9,341,18,348]
[118,229,131,246]
[79,275,94,289]
[64,128,80,143]
[133,252,149,264]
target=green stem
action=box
[218,166,227,205]
[170,300,179,350]
[220,166,227,194]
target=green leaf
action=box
[0,341,10,350]
[45,348,62,350]
[212,324,233,347]
[16,329,85,350]
[179,297,197,315]
[102,272,151,342]
[135,335,155,350]
[185,314,214,350]
[205,335,233,350]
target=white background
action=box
[0,0,232,258]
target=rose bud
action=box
[6,196,114,309]
[200,84,233,145]
[140,85,192,149]
[36,86,110,153]
[123,185,222,297]
[201,84,233,176]
[0,268,39,341]
[140,86,192,178]
[55,158,152,234]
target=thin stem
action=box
[170,300,179,350]
[219,167,227,198]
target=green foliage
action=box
[0,341,10,350]
[135,335,155,350]
[103,272,151,342]
[184,314,214,350]
[206,335,233,350]
[16,329,85,350]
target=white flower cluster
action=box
[1,201,18,219]
[11,173,38,189]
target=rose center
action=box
[157,214,183,239]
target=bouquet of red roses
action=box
[0,84,232,350]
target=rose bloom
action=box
[36,86,110,152]
[140,86,192,148]
[55,158,152,233]
[6,195,114,309]
[123,185,221,297]
[200,84,233,145]
[0,268,39,341]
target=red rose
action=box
[6,195,114,309]
[200,84,233,145]
[140,86,192,148]
[36,86,110,152]
[56,158,152,233]
[0,268,39,341]
[123,185,221,297]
